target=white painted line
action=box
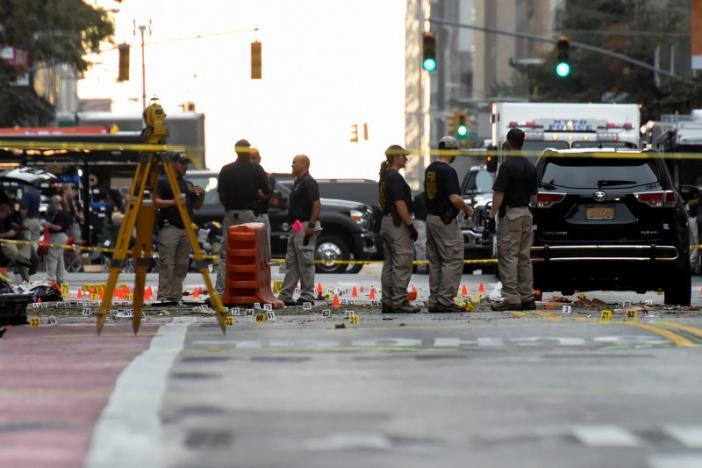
[649,453,702,468]
[83,319,192,468]
[572,425,642,447]
[664,425,702,448]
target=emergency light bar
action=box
[508,119,634,133]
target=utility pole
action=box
[133,19,152,109]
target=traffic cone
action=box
[407,284,417,301]
[331,293,341,308]
[193,287,201,298]
[478,282,485,295]
[145,286,153,301]
[76,289,83,300]
[460,284,468,297]
[316,282,324,298]
[351,286,358,298]
[369,287,377,301]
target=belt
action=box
[505,205,528,210]
[226,208,254,212]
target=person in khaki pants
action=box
[277,155,321,306]
[379,145,420,314]
[424,136,473,312]
[155,153,204,303]
[489,128,538,311]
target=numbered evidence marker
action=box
[625,309,638,321]
[344,310,356,319]
[600,309,613,321]
[224,316,235,327]
[349,315,360,325]
[561,305,572,314]
[229,307,241,316]
[303,302,312,311]
[81,308,92,317]
[321,309,332,318]
[254,312,268,323]
[28,316,41,328]
[47,316,57,325]
[266,311,276,322]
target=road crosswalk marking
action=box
[663,425,702,448]
[572,425,642,447]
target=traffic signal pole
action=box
[429,18,690,83]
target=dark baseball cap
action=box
[385,144,410,158]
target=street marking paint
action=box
[656,322,702,340]
[623,322,696,348]
[572,425,642,447]
[83,319,191,468]
[663,425,702,448]
[648,454,702,468]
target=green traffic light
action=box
[556,61,571,77]
[457,125,468,138]
[423,57,437,73]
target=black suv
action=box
[187,170,377,274]
[532,149,695,305]
[459,165,496,272]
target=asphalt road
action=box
[4,266,702,467]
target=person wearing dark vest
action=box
[489,128,538,311]
[45,195,73,286]
[155,153,204,303]
[215,139,271,293]
[424,136,473,312]
[379,145,420,313]
[277,155,321,306]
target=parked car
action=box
[187,170,377,274]
[531,148,694,305]
[459,165,497,273]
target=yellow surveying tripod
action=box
[96,98,228,334]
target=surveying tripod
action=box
[96,99,228,334]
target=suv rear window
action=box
[540,158,662,190]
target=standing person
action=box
[277,155,321,306]
[379,145,420,313]
[215,139,271,293]
[250,147,273,260]
[19,184,41,273]
[155,153,204,303]
[62,184,84,242]
[489,128,537,311]
[45,195,72,285]
[424,136,473,312]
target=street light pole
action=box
[134,19,152,109]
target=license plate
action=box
[586,206,614,220]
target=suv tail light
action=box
[634,190,676,208]
[536,192,566,208]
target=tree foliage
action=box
[0,0,113,125]
[493,0,701,120]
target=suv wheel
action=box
[664,273,691,306]
[315,234,350,274]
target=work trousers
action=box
[497,207,534,305]
[158,225,190,301]
[260,213,272,261]
[278,227,317,302]
[1,242,30,281]
[426,215,464,307]
[20,217,41,279]
[381,215,414,308]
[215,209,260,293]
[45,232,67,285]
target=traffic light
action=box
[555,36,570,78]
[456,115,468,140]
[486,144,498,173]
[251,41,262,79]
[117,43,130,81]
[422,32,437,73]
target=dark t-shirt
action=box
[424,161,460,219]
[217,158,270,210]
[20,186,40,218]
[383,169,413,216]
[288,173,320,222]
[0,212,21,238]
[49,211,73,234]
[157,175,198,228]
[492,155,537,212]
